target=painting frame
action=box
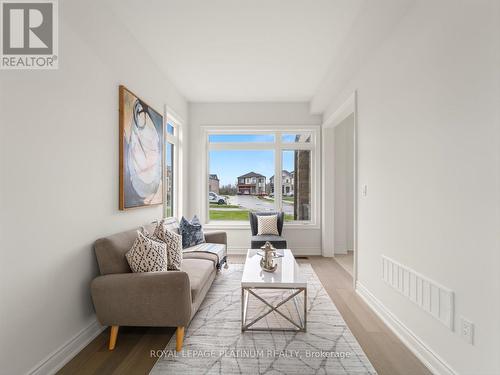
[119,85,164,210]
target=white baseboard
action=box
[355,282,457,375]
[228,247,321,256]
[28,319,105,375]
[334,250,348,255]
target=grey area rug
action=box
[151,264,376,375]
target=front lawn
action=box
[210,209,295,222]
[209,209,250,221]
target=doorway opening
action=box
[333,113,355,276]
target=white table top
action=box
[241,249,307,288]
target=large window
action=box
[164,117,179,218]
[282,149,311,221]
[206,130,317,224]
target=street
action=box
[227,194,293,215]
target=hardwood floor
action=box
[305,257,431,375]
[58,256,431,375]
[333,250,354,276]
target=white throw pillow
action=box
[125,231,168,273]
[257,214,279,235]
[153,219,183,271]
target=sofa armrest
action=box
[91,271,192,327]
[204,231,227,245]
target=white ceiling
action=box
[108,0,365,103]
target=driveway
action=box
[227,195,293,215]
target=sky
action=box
[208,134,299,143]
[209,149,295,186]
[208,134,299,185]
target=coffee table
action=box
[241,249,307,332]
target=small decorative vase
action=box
[260,241,278,272]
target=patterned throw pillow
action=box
[179,215,205,248]
[153,219,183,271]
[257,214,279,235]
[125,231,168,273]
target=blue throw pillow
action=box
[179,215,205,248]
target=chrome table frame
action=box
[241,286,307,332]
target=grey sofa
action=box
[249,212,287,249]
[91,219,227,352]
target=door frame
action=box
[321,91,358,287]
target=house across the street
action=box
[270,170,294,196]
[237,172,266,195]
[208,174,220,194]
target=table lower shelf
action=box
[241,286,307,332]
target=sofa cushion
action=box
[179,216,205,248]
[152,219,183,270]
[125,231,168,273]
[95,223,156,275]
[159,217,180,235]
[164,229,183,271]
[184,243,226,265]
[182,251,219,268]
[181,259,215,302]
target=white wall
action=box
[0,1,187,374]
[322,1,500,374]
[321,125,335,257]
[334,114,355,254]
[188,102,322,255]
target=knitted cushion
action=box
[125,231,167,273]
[257,214,279,235]
[153,219,183,271]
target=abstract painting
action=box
[119,85,163,210]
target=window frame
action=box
[164,107,182,219]
[202,126,320,229]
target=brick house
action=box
[208,174,220,194]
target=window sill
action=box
[203,221,320,231]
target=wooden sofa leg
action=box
[176,326,185,352]
[109,325,119,350]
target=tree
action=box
[220,184,237,195]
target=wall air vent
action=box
[382,255,454,330]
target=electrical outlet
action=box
[362,185,367,197]
[460,317,474,345]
